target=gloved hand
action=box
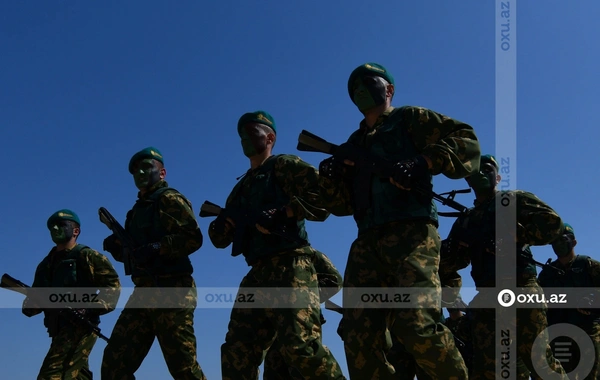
[391,155,430,190]
[211,214,234,235]
[255,207,288,233]
[103,234,121,254]
[319,156,355,180]
[132,242,161,267]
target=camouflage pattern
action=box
[316,106,479,379]
[101,179,206,379]
[37,324,97,380]
[262,250,344,379]
[318,106,481,218]
[208,154,330,250]
[22,245,120,380]
[339,221,468,379]
[220,248,345,380]
[538,255,600,379]
[440,189,568,379]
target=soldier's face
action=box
[466,163,498,192]
[50,221,77,244]
[352,76,388,112]
[239,124,273,158]
[132,158,163,190]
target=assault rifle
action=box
[199,200,308,257]
[520,244,565,276]
[98,207,134,275]
[0,273,110,342]
[296,130,470,216]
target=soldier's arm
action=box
[86,249,121,315]
[514,191,563,246]
[317,176,354,217]
[274,154,331,221]
[312,249,343,302]
[158,192,203,258]
[22,260,47,317]
[207,191,236,249]
[406,106,481,179]
[587,257,600,288]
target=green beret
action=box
[237,110,276,135]
[47,209,80,229]
[128,147,164,174]
[481,154,499,170]
[347,62,395,100]
[562,223,575,237]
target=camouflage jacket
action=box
[22,244,121,318]
[318,106,480,220]
[440,190,563,293]
[208,154,330,250]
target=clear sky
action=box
[1,1,598,378]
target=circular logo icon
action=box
[531,323,595,379]
[498,289,516,307]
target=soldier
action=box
[538,223,600,379]
[208,110,346,380]
[439,154,568,379]
[317,62,480,378]
[263,249,343,380]
[101,147,207,379]
[22,209,121,380]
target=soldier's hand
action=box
[132,242,161,267]
[319,156,355,180]
[390,155,430,190]
[103,234,121,254]
[212,214,235,235]
[255,207,287,234]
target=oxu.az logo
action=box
[497,289,567,307]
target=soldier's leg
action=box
[100,307,156,380]
[154,307,206,380]
[263,339,301,380]
[37,324,97,380]
[578,329,600,380]
[386,337,420,380]
[268,254,345,380]
[154,276,206,380]
[221,271,276,380]
[387,222,468,379]
[516,302,567,379]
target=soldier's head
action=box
[465,154,500,195]
[47,209,81,246]
[348,63,395,114]
[128,147,166,192]
[551,223,577,258]
[237,111,276,158]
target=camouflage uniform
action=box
[23,210,121,380]
[263,249,343,380]
[319,103,479,379]
[209,154,346,380]
[101,179,206,380]
[538,245,600,379]
[440,189,568,379]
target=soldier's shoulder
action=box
[275,154,304,164]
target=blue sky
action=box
[1,1,598,378]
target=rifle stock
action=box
[297,129,469,214]
[98,207,133,275]
[0,273,110,342]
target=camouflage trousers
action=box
[550,325,600,380]
[101,275,206,380]
[38,323,97,380]
[221,249,346,380]
[341,221,468,379]
[263,311,328,380]
[469,282,568,380]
